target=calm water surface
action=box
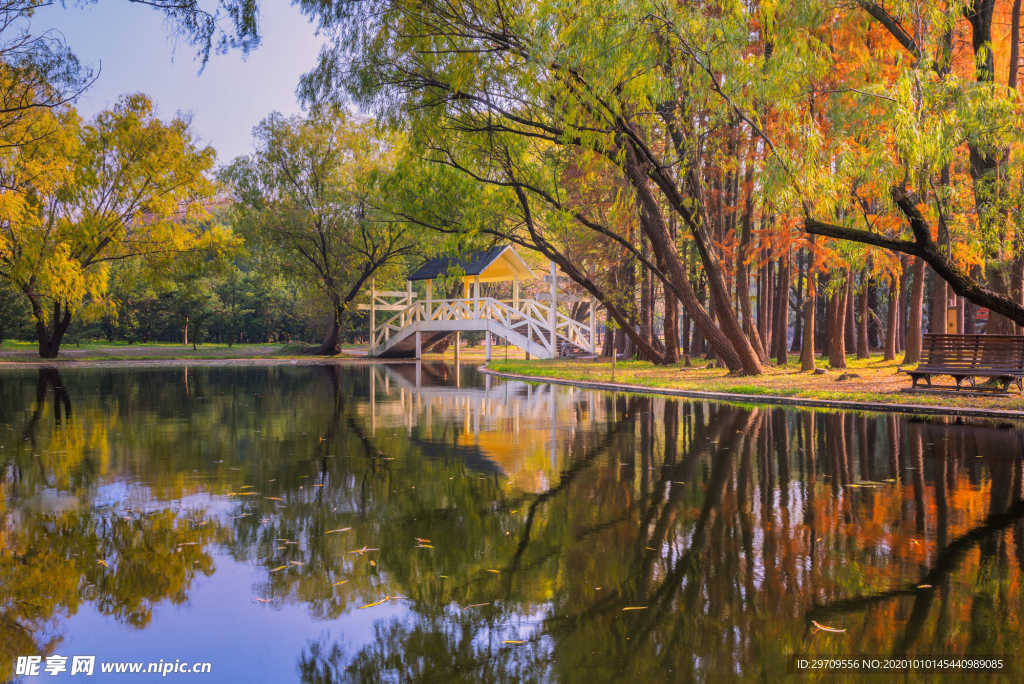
[1,362,1024,682]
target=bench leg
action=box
[1017,378,1023,393]
[954,377,962,391]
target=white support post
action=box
[474,275,481,317]
[485,326,492,361]
[454,331,461,364]
[426,280,433,319]
[549,261,557,357]
[589,299,596,353]
[513,278,520,311]
[369,277,377,355]
[406,280,414,321]
[415,330,422,359]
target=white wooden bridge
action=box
[360,245,597,360]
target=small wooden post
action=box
[369,277,377,355]
[549,261,557,357]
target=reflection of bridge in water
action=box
[358,362,604,492]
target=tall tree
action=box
[222,110,419,354]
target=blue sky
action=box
[34,2,325,164]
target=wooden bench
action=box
[902,333,1024,392]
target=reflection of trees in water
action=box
[300,611,549,684]
[290,395,1024,681]
[0,507,219,676]
[4,366,1024,680]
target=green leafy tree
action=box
[222,110,420,354]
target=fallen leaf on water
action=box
[232,492,258,496]
[97,560,109,568]
[239,485,254,489]
[622,606,647,611]
[332,580,349,587]
[359,598,388,609]
[255,598,271,603]
[417,544,434,549]
[290,561,304,566]
[369,560,376,567]
[486,569,500,574]
[917,584,933,589]
[811,620,846,633]
[503,640,525,645]
[415,537,431,544]
[270,565,288,573]
[468,602,491,608]
[266,496,284,502]
[326,527,352,535]
[348,546,378,555]
[177,542,198,547]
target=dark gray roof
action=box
[408,245,508,281]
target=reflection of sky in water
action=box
[61,560,400,682]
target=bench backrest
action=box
[921,334,1024,371]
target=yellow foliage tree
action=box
[0,93,226,357]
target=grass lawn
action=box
[487,353,1024,412]
[0,340,364,362]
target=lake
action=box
[1,362,1022,681]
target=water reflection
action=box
[0,362,1023,680]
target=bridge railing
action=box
[372,296,596,356]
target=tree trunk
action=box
[828,273,849,369]
[30,298,73,359]
[905,257,926,364]
[800,241,817,371]
[662,283,680,363]
[316,304,344,355]
[183,315,190,346]
[737,184,768,364]
[929,267,948,334]
[640,255,653,355]
[772,249,791,365]
[792,249,805,352]
[884,276,899,361]
[856,272,870,359]
[867,279,881,349]
[844,276,856,353]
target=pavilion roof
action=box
[408,245,535,283]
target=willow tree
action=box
[290,0,774,372]
[221,110,419,355]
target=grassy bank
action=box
[487,354,1024,412]
[0,341,364,362]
